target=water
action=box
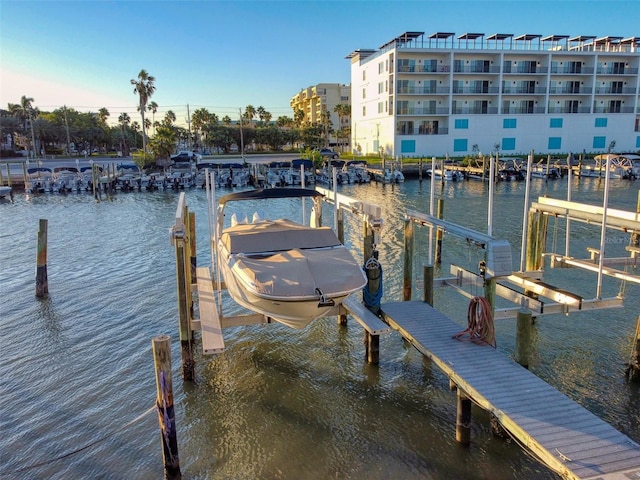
[1,176,639,480]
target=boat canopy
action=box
[221,219,340,254]
[291,159,313,169]
[218,187,323,206]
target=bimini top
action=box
[218,187,323,205]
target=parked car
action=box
[318,148,339,159]
[171,151,201,162]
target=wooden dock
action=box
[381,300,640,480]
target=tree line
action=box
[1,69,352,166]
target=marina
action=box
[1,170,639,479]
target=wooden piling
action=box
[423,264,434,306]
[626,315,640,382]
[188,212,196,284]
[515,308,533,368]
[434,198,444,264]
[418,158,423,182]
[35,219,48,297]
[174,214,194,381]
[403,218,414,301]
[456,388,471,445]
[152,335,181,479]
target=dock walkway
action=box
[381,300,640,480]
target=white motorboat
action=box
[214,188,367,329]
[427,168,462,181]
[0,185,12,198]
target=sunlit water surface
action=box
[1,175,638,479]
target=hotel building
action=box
[346,32,640,158]
[290,83,351,148]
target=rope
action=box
[453,296,497,348]
[1,405,156,476]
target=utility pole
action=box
[186,103,191,151]
[63,106,71,157]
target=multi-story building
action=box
[346,32,640,158]
[290,83,351,148]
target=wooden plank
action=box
[380,300,640,480]
[342,296,390,335]
[196,266,225,354]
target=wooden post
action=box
[434,198,444,264]
[36,219,48,297]
[418,158,423,182]
[152,335,181,479]
[515,308,533,368]
[483,276,496,315]
[174,215,194,381]
[336,206,344,244]
[546,154,551,182]
[403,217,413,301]
[423,264,434,306]
[456,388,471,445]
[365,332,379,364]
[188,212,196,284]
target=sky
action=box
[1,0,638,127]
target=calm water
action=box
[1,175,639,480]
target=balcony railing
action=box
[503,66,549,74]
[502,87,547,94]
[596,67,639,75]
[396,128,449,136]
[452,86,500,94]
[451,107,499,114]
[501,107,546,114]
[594,87,638,94]
[397,65,451,73]
[547,106,592,114]
[549,66,594,74]
[397,107,450,115]
[453,66,492,73]
[593,106,635,113]
[397,86,450,95]
[548,87,591,94]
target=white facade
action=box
[347,32,640,158]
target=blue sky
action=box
[1,0,638,126]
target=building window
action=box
[595,118,608,127]
[419,120,439,134]
[363,106,366,117]
[379,62,384,74]
[593,136,606,149]
[378,82,384,94]
[453,139,468,152]
[401,140,416,153]
[363,71,366,81]
[550,118,563,128]
[548,137,562,150]
[455,119,469,129]
[502,138,516,151]
[378,102,384,113]
[636,136,640,148]
[503,119,517,129]
[362,88,366,99]
[397,121,414,135]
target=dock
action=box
[381,300,640,480]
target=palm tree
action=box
[163,110,176,127]
[118,112,131,156]
[147,101,158,135]
[131,69,156,155]
[98,107,110,124]
[149,125,176,170]
[16,96,37,157]
[243,105,256,126]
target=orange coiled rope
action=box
[452,296,496,348]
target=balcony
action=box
[396,128,449,136]
[451,107,499,114]
[593,106,635,113]
[503,66,549,74]
[594,86,638,94]
[452,86,500,94]
[596,67,638,75]
[397,86,450,95]
[398,65,451,73]
[502,87,547,94]
[548,87,591,95]
[547,106,592,114]
[396,107,450,115]
[549,66,594,74]
[502,107,546,114]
